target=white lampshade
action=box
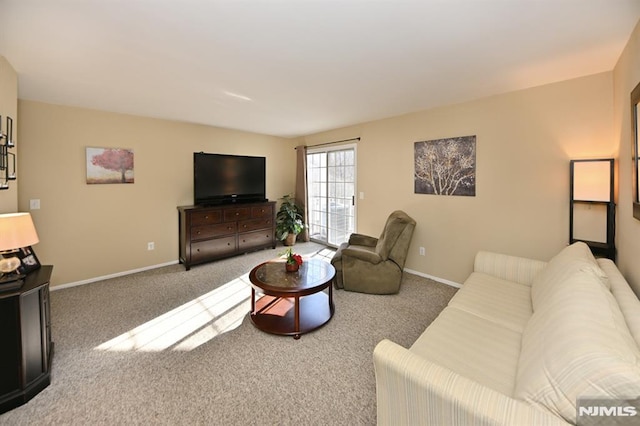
[573,161,612,202]
[0,212,39,252]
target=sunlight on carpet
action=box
[95,273,252,352]
[313,247,336,261]
[94,249,335,352]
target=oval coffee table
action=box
[249,258,335,339]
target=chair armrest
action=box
[373,339,568,426]
[348,233,378,247]
[342,247,382,264]
[473,251,547,286]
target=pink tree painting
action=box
[86,147,134,184]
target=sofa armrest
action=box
[348,233,378,247]
[473,251,547,286]
[373,339,568,426]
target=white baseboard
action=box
[50,260,180,291]
[403,268,463,289]
[51,262,461,292]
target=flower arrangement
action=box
[281,247,303,271]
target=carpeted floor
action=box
[0,243,457,425]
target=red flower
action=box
[281,247,304,266]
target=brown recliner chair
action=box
[331,210,416,294]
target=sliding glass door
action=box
[306,145,356,247]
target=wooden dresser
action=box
[178,202,276,270]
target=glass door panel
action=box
[307,146,356,247]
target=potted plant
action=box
[281,247,304,272]
[275,194,304,246]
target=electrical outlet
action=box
[147,242,155,251]
[30,199,41,210]
[419,247,425,256]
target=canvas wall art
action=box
[86,147,134,184]
[414,135,476,196]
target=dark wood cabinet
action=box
[178,202,276,270]
[0,265,53,414]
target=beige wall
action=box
[303,72,615,284]
[17,100,296,286]
[13,57,626,288]
[614,20,640,295]
[0,56,18,212]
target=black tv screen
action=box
[194,152,266,205]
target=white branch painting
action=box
[414,135,476,196]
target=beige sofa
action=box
[373,242,640,425]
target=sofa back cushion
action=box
[515,267,640,424]
[598,258,640,349]
[531,242,608,311]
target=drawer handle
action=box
[197,231,201,235]
[228,242,231,246]
[196,248,200,252]
[204,215,209,219]
[228,226,233,230]
[243,225,247,228]
[235,212,239,216]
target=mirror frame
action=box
[632,80,640,220]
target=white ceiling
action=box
[1,1,639,138]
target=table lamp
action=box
[0,212,39,284]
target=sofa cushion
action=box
[411,307,522,396]
[531,242,608,310]
[599,258,640,348]
[448,272,532,333]
[515,267,640,424]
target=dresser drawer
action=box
[251,204,273,218]
[191,236,236,262]
[238,218,273,233]
[238,230,273,251]
[191,222,237,240]
[178,202,276,270]
[223,207,251,222]
[191,210,222,226]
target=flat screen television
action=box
[194,152,266,206]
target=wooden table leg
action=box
[294,295,300,339]
[251,288,256,315]
[329,281,334,311]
